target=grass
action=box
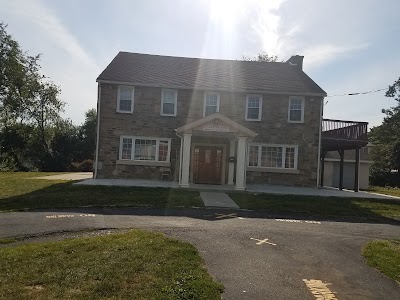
[0,172,203,212]
[363,239,400,283]
[2,172,400,222]
[368,186,400,198]
[0,238,16,245]
[229,192,400,222]
[0,230,223,299]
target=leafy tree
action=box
[369,77,400,186]
[0,22,64,171]
[78,108,97,161]
[242,51,278,62]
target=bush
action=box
[370,171,400,187]
[69,159,93,172]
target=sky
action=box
[1,0,399,128]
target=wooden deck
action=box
[320,119,369,192]
[322,119,368,151]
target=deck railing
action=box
[322,119,368,142]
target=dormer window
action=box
[203,92,220,117]
[117,85,134,113]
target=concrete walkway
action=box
[75,178,400,200]
[200,192,239,208]
[32,172,93,181]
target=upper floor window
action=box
[248,144,298,169]
[203,92,220,117]
[288,96,305,123]
[117,85,134,113]
[161,89,177,116]
[245,95,262,121]
[119,136,171,162]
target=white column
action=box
[180,133,192,188]
[228,139,236,185]
[235,136,247,190]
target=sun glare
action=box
[209,0,245,28]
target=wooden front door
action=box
[193,146,223,184]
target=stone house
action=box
[94,52,368,191]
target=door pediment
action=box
[176,113,257,138]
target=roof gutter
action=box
[96,79,327,98]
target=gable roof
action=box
[97,52,326,96]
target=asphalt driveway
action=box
[1,208,399,299]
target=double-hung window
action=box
[203,92,220,117]
[245,95,262,121]
[117,85,134,113]
[119,136,171,162]
[248,144,298,169]
[288,96,305,123]
[161,89,177,116]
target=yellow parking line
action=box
[303,279,338,299]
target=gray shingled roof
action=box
[97,52,326,96]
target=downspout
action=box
[316,97,324,188]
[94,83,101,179]
[175,131,183,186]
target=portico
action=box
[176,113,257,191]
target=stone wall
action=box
[96,83,323,186]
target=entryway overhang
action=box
[176,113,257,138]
[176,113,257,191]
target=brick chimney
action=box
[286,55,304,71]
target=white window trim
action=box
[119,136,171,163]
[117,85,134,113]
[247,143,298,170]
[203,92,220,117]
[288,96,305,123]
[160,89,178,117]
[245,94,263,121]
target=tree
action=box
[78,108,97,161]
[369,77,400,186]
[242,51,278,62]
[0,22,64,171]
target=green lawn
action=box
[0,172,203,212]
[363,239,400,283]
[368,186,400,198]
[0,230,223,299]
[2,172,400,222]
[229,192,400,222]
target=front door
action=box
[193,146,223,184]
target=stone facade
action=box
[96,83,323,187]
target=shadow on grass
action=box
[1,180,400,226]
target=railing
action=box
[322,119,368,142]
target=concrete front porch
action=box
[75,179,400,200]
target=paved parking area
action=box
[1,208,399,299]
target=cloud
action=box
[2,0,98,70]
[303,43,369,70]
[1,0,100,124]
